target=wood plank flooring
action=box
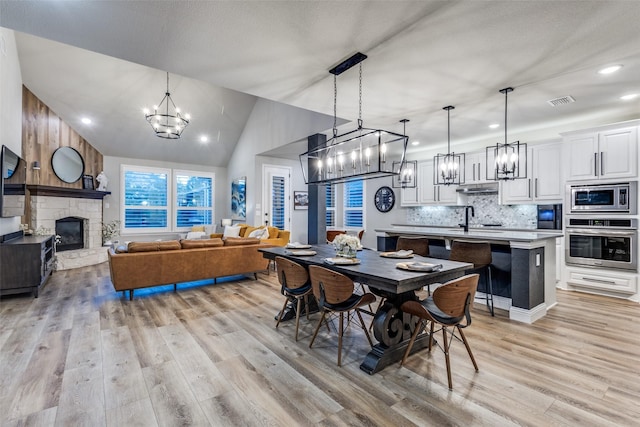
[1,262,639,426]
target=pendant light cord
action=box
[504,88,508,145]
[358,64,363,129]
[333,74,338,138]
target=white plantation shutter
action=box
[326,184,336,227]
[271,175,286,229]
[123,167,170,231]
[175,172,214,229]
[344,180,364,228]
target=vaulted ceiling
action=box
[1,1,639,165]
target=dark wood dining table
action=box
[259,244,472,374]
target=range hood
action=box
[455,183,499,194]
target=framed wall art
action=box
[231,176,246,220]
[294,191,309,210]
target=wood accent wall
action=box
[22,86,103,187]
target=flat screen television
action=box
[1,144,26,217]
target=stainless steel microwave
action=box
[569,182,636,214]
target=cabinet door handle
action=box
[583,277,616,285]
[473,163,476,181]
[477,163,481,180]
[594,152,598,176]
[528,179,531,198]
[535,178,538,198]
[600,151,604,175]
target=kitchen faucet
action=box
[459,205,475,232]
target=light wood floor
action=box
[1,263,639,426]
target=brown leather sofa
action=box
[108,237,272,299]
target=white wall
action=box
[226,98,335,234]
[102,155,227,241]
[0,28,23,236]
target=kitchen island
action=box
[376,225,563,323]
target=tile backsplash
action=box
[405,194,538,229]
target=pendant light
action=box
[299,53,409,185]
[486,87,527,180]
[392,119,417,188]
[434,105,465,185]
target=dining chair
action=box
[400,273,480,390]
[326,230,347,243]
[308,265,376,366]
[275,256,313,341]
[449,240,494,316]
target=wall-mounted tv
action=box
[1,144,26,218]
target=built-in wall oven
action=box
[565,217,637,271]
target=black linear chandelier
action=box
[486,87,527,180]
[299,53,409,185]
[434,105,465,185]
[144,72,190,139]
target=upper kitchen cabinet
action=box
[400,160,460,206]
[562,122,638,182]
[501,142,563,204]
[464,151,491,184]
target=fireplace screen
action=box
[55,217,84,252]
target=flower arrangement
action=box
[102,220,121,244]
[333,234,360,258]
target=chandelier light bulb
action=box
[143,108,150,115]
[185,113,191,120]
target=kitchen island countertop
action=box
[376,225,562,243]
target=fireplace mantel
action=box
[27,185,111,199]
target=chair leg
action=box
[309,311,326,348]
[428,321,435,352]
[294,296,302,342]
[400,319,424,366]
[303,294,310,320]
[356,309,373,347]
[275,297,289,328]
[457,326,479,372]
[487,266,495,316]
[442,326,453,390]
[338,312,344,366]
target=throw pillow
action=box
[185,231,206,240]
[190,225,205,232]
[247,227,268,239]
[223,237,261,246]
[267,226,279,239]
[222,225,241,238]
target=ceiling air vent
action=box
[547,95,575,107]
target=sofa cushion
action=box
[180,238,224,249]
[236,224,249,237]
[223,225,241,238]
[223,237,260,246]
[185,231,206,240]
[128,240,181,253]
[114,245,128,253]
[247,227,269,239]
[267,226,279,239]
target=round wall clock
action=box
[374,186,395,212]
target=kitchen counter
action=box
[375,225,563,324]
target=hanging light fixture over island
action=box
[434,105,465,185]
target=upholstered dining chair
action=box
[275,256,313,341]
[308,265,376,366]
[326,230,347,243]
[449,240,494,316]
[400,273,479,390]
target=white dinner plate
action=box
[285,243,312,249]
[287,250,317,256]
[396,262,443,272]
[380,251,414,259]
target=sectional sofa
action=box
[108,237,273,299]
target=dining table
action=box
[259,244,472,374]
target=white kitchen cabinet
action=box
[400,184,418,206]
[565,266,637,295]
[501,142,563,204]
[418,160,459,205]
[563,124,638,181]
[463,151,490,184]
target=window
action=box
[325,184,335,227]
[122,166,170,232]
[271,175,286,229]
[174,170,214,230]
[344,180,364,228]
[121,165,215,233]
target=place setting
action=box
[379,249,414,259]
[395,262,443,272]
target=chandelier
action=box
[299,53,409,185]
[486,87,527,180]
[434,105,465,185]
[143,72,190,139]
[392,119,417,188]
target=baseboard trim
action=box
[509,303,547,324]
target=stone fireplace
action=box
[29,187,108,270]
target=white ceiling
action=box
[1,1,640,165]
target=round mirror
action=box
[51,147,84,184]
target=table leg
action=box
[360,291,428,374]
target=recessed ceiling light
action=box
[81,117,92,124]
[411,140,420,146]
[598,65,622,75]
[489,123,500,129]
[200,136,208,143]
[620,93,638,101]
